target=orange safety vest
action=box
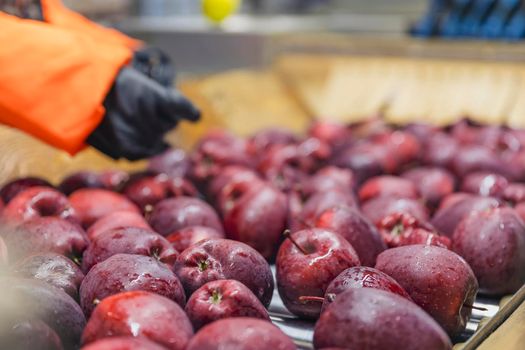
[0,0,142,155]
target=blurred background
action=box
[59,0,525,75]
[2,0,525,183]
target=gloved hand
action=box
[132,46,175,87]
[87,67,200,161]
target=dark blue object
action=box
[411,0,451,36]
[412,0,525,39]
[504,5,525,39]
[459,0,496,36]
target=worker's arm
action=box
[40,0,141,50]
[40,0,175,86]
[0,13,199,159]
[1,0,174,86]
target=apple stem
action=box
[299,296,325,303]
[283,230,308,255]
[463,304,488,311]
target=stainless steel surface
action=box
[267,265,501,349]
[463,285,525,350]
[117,15,525,76]
[116,14,411,75]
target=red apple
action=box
[314,207,386,266]
[98,170,129,191]
[148,148,192,178]
[372,131,421,169]
[502,182,525,204]
[13,252,84,300]
[313,288,452,350]
[276,228,360,318]
[361,196,429,226]
[257,138,330,191]
[358,175,419,203]
[451,145,517,180]
[322,266,411,310]
[207,166,262,203]
[186,318,296,350]
[422,132,459,168]
[222,182,288,259]
[460,172,509,197]
[122,173,198,211]
[190,130,253,183]
[431,195,502,237]
[298,166,356,198]
[121,173,167,210]
[82,227,178,272]
[0,319,64,350]
[248,128,298,156]
[3,217,88,262]
[174,238,274,307]
[59,172,105,195]
[80,337,166,350]
[452,207,525,295]
[0,177,53,204]
[330,142,388,184]
[256,144,309,192]
[185,279,270,330]
[81,291,193,350]
[401,167,456,210]
[166,226,224,253]
[290,191,357,232]
[214,177,266,215]
[148,197,223,236]
[307,121,350,150]
[377,212,450,249]
[2,186,78,224]
[375,245,478,337]
[80,254,186,316]
[516,202,525,222]
[404,122,441,144]
[437,192,473,211]
[86,211,151,241]
[2,278,86,349]
[69,189,139,228]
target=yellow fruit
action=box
[202,0,240,23]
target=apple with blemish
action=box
[13,253,84,300]
[2,217,88,262]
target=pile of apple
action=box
[0,118,524,350]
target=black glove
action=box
[132,47,175,87]
[87,67,200,161]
